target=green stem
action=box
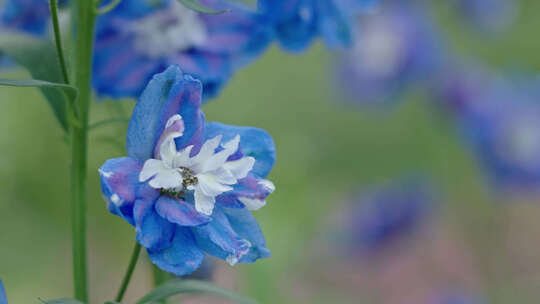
[70,0,96,301]
[115,243,142,302]
[49,0,70,84]
[88,117,130,131]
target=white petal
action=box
[197,173,233,196]
[159,138,178,166]
[155,114,184,162]
[238,197,266,211]
[194,189,215,215]
[209,166,236,185]
[201,135,240,173]
[148,169,183,189]
[223,157,255,180]
[139,159,167,182]
[173,145,194,168]
[258,179,276,193]
[194,135,222,164]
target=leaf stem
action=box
[88,117,130,131]
[70,0,96,301]
[115,243,142,302]
[49,0,70,84]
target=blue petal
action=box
[222,207,271,263]
[193,207,252,265]
[126,65,205,161]
[216,174,274,209]
[0,279,7,304]
[148,227,205,276]
[99,157,154,226]
[155,195,212,227]
[134,199,175,251]
[204,122,276,178]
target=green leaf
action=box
[177,0,230,14]
[136,279,258,304]
[0,31,71,131]
[0,78,78,103]
[41,298,85,304]
[104,302,122,304]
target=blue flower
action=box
[93,0,273,100]
[336,1,444,107]
[0,0,68,36]
[259,0,377,52]
[449,74,540,193]
[340,178,435,253]
[99,65,275,275]
[437,293,487,304]
[458,0,518,34]
[0,280,6,304]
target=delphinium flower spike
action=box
[338,178,435,254]
[93,0,273,100]
[336,1,444,107]
[442,71,540,195]
[259,0,379,52]
[457,0,518,34]
[99,65,275,275]
[0,0,60,36]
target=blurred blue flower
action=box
[259,0,378,52]
[437,292,487,304]
[336,1,444,107]
[93,0,273,100]
[0,0,51,36]
[458,0,518,34]
[99,65,275,276]
[341,178,435,253]
[449,74,540,193]
[0,280,6,304]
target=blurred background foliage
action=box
[2,0,540,303]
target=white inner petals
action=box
[130,1,208,58]
[140,115,257,216]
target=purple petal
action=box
[155,195,212,227]
[216,174,274,208]
[193,207,251,265]
[204,122,276,177]
[222,207,271,263]
[126,65,205,161]
[99,157,147,225]
[134,199,175,251]
[148,227,205,276]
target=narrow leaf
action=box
[0,78,78,102]
[0,31,70,130]
[177,0,230,14]
[136,279,258,304]
[42,298,85,304]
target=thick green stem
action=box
[71,0,96,301]
[49,0,70,84]
[115,243,142,302]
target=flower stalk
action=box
[115,243,142,302]
[70,0,97,301]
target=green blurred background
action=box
[2,1,540,303]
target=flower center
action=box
[179,166,198,188]
[130,1,208,58]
